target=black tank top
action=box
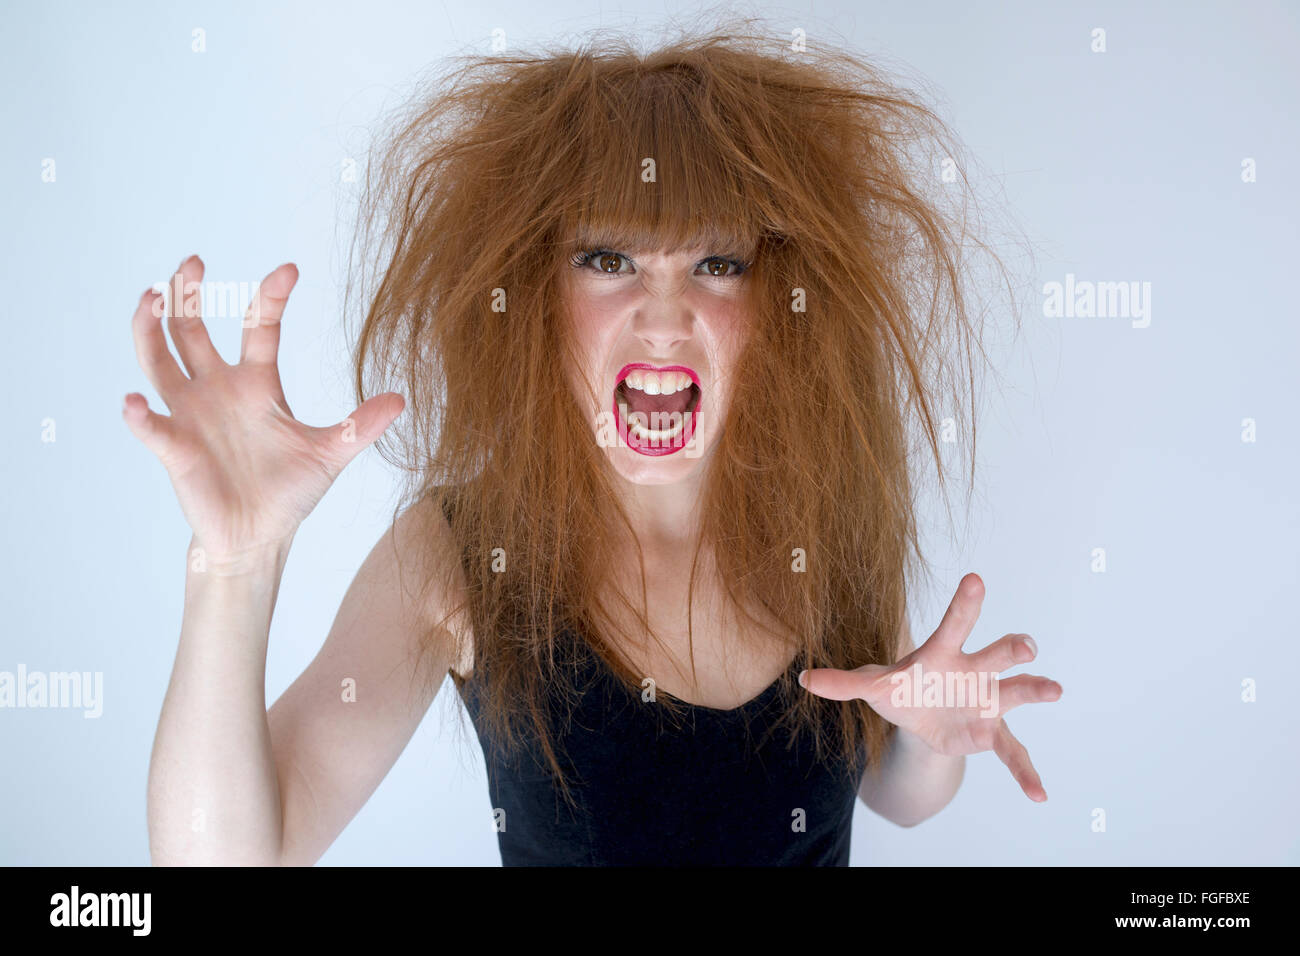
[450,626,868,866]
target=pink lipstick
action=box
[612,362,701,456]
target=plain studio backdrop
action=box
[1,0,1296,866]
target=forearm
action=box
[146,536,292,865]
[857,724,965,827]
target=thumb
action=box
[122,392,176,461]
[799,665,882,701]
[314,392,406,471]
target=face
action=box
[560,244,752,486]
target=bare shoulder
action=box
[897,614,915,659]
[384,493,475,679]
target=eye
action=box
[697,256,748,278]
[569,249,750,279]
[569,249,632,275]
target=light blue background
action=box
[1,0,1296,865]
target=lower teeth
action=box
[627,413,688,442]
[615,382,699,444]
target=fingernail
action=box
[1024,635,1037,657]
[797,670,808,688]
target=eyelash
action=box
[568,249,750,278]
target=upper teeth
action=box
[624,370,692,395]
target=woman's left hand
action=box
[799,573,1062,801]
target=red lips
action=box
[612,363,701,456]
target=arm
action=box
[146,538,294,865]
[266,498,468,866]
[855,618,965,827]
[128,255,449,865]
[147,500,465,866]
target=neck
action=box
[606,464,707,551]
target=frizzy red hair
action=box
[347,19,1014,804]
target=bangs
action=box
[552,69,770,264]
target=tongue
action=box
[624,385,690,418]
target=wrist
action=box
[891,723,947,760]
[186,534,294,577]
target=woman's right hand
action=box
[123,255,405,566]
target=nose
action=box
[630,299,693,353]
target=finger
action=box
[310,392,406,473]
[971,632,1037,674]
[994,674,1063,718]
[240,262,298,365]
[798,666,875,701]
[930,572,985,652]
[122,392,176,460]
[166,255,224,377]
[992,719,1047,802]
[131,287,187,402]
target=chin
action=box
[605,439,714,485]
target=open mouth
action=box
[612,363,702,456]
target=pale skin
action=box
[131,250,1060,866]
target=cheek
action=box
[705,306,752,374]
[700,310,754,428]
[560,302,614,408]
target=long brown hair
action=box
[347,17,1017,803]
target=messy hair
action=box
[347,16,1016,804]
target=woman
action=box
[126,24,1062,866]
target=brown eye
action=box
[568,249,629,274]
[700,257,745,277]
